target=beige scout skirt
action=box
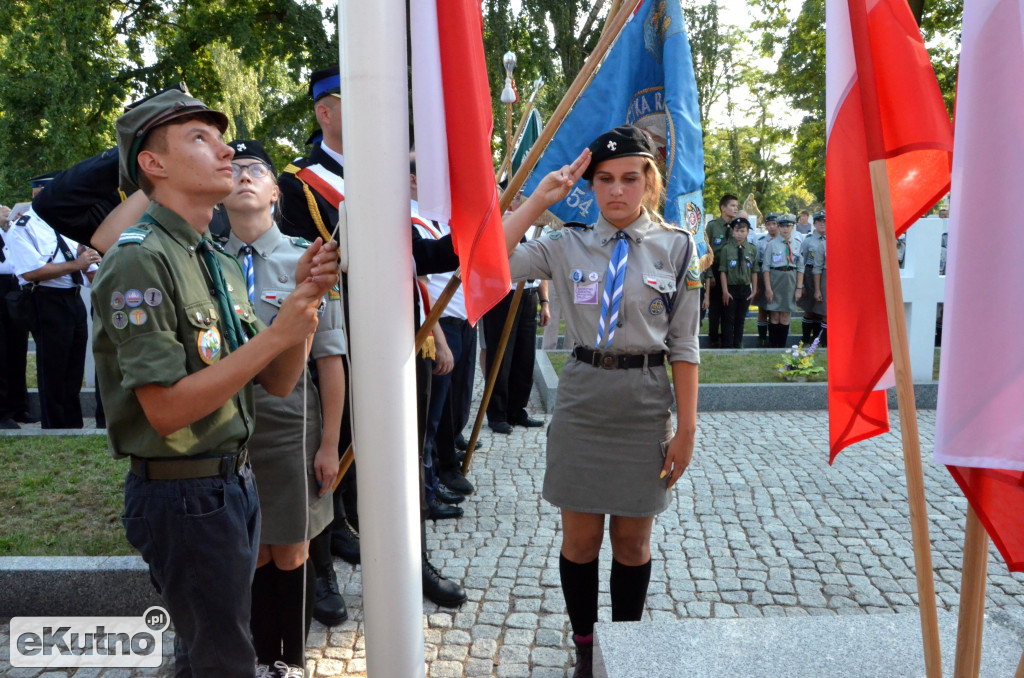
[765,269,800,313]
[543,355,675,517]
[249,380,333,544]
[797,266,827,315]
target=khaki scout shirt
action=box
[761,235,804,271]
[801,232,827,275]
[719,240,759,286]
[226,224,346,359]
[92,202,265,459]
[508,212,701,364]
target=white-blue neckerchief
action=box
[595,231,630,348]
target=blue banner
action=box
[523,0,706,258]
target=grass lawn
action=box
[0,435,131,556]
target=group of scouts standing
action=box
[703,193,827,349]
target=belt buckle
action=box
[599,353,617,370]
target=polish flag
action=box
[934,0,1024,571]
[825,0,953,461]
[410,0,511,324]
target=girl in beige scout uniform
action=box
[503,126,701,678]
[761,214,805,347]
[222,140,345,678]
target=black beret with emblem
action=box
[729,217,751,230]
[582,125,656,181]
[813,210,826,222]
[228,139,276,176]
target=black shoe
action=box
[0,417,20,430]
[330,521,361,565]
[572,636,594,678]
[13,411,38,424]
[438,469,474,495]
[510,414,543,427]
[422,558,467,608]
[436,484,465,505]
[428,498,464,521]
[488,421,513,434]
[313,569,348,626]
[455,449,467,464]
[455,435,482,451]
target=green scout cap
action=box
[116,84,229,192]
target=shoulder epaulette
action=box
[117,225,151,246]
[289,236,312,249]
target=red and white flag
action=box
[410,0,511,325]
[825,0,953,461]
[934,0,1024,571]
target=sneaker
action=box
[273,660,306,678]
[313,568,348,626]
[255,664,277,678]
[572,635,594,678]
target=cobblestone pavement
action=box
[3,406,1023,677]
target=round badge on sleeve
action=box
[198,328,222,365]
[649,298,666,316]
[111,311,129,329]
[128,309,148,326]
[125,289,143,308]
[144,288,163,306]
[110,292,125,310]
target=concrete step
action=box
[593,610,1024,677]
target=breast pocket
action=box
[640,272,676,318]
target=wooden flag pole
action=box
[953,506,989,678]
[1015,648,1024,678]
[412,0,641,348]
[867,158,943,678]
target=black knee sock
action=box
[610,558,652,622]
[802,317,813,344]
[559,554,599,639]
[819,322,827,347]
[768,322,781,347]
[250,564,281,665]
[276,560,316,667]
[309,528,332,579]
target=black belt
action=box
[573,346,666,370]
[771,266,797,271]
[33,285,81,295]
[130,449,248,481]
[440,317,468,326]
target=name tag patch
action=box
[574,282,599,305]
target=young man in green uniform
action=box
[702,193,739,347]
[91,88,339,677]
[718,217,759,348]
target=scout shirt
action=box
[226,224,346,360]
[705,217,731,257]
[761,234,804,271]
[4,207,97,287]
[719,239,760,286]
[804,232,827,275]
[92,202,265,459]
[508,211,701,364]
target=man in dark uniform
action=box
[703,193,738,348]
[278,65,467,612]
[93,86,338,676]
[0,205,34,428]
[5,174,99,429]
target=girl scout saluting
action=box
[502,125,701,678]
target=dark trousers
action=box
[123,466,261,677]
[33,286,87,429]
[722,284,752,348]
[416,352,436,512]
[482,287,538,424]
[0,274,29,419]
[426,317,477,473]
[706,267,724,343]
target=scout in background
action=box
[761,213,805,348]
[702,193,738,347]
[798,210,827,346]
[751,212,779,346]
[718,217,759,348]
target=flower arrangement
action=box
[776,336,824,381]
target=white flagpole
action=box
[339,1,425,676]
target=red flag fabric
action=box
[934,0,1024,571]
[429,0,511,324]
[824,0,952,461]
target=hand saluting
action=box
[530,148,592,210]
